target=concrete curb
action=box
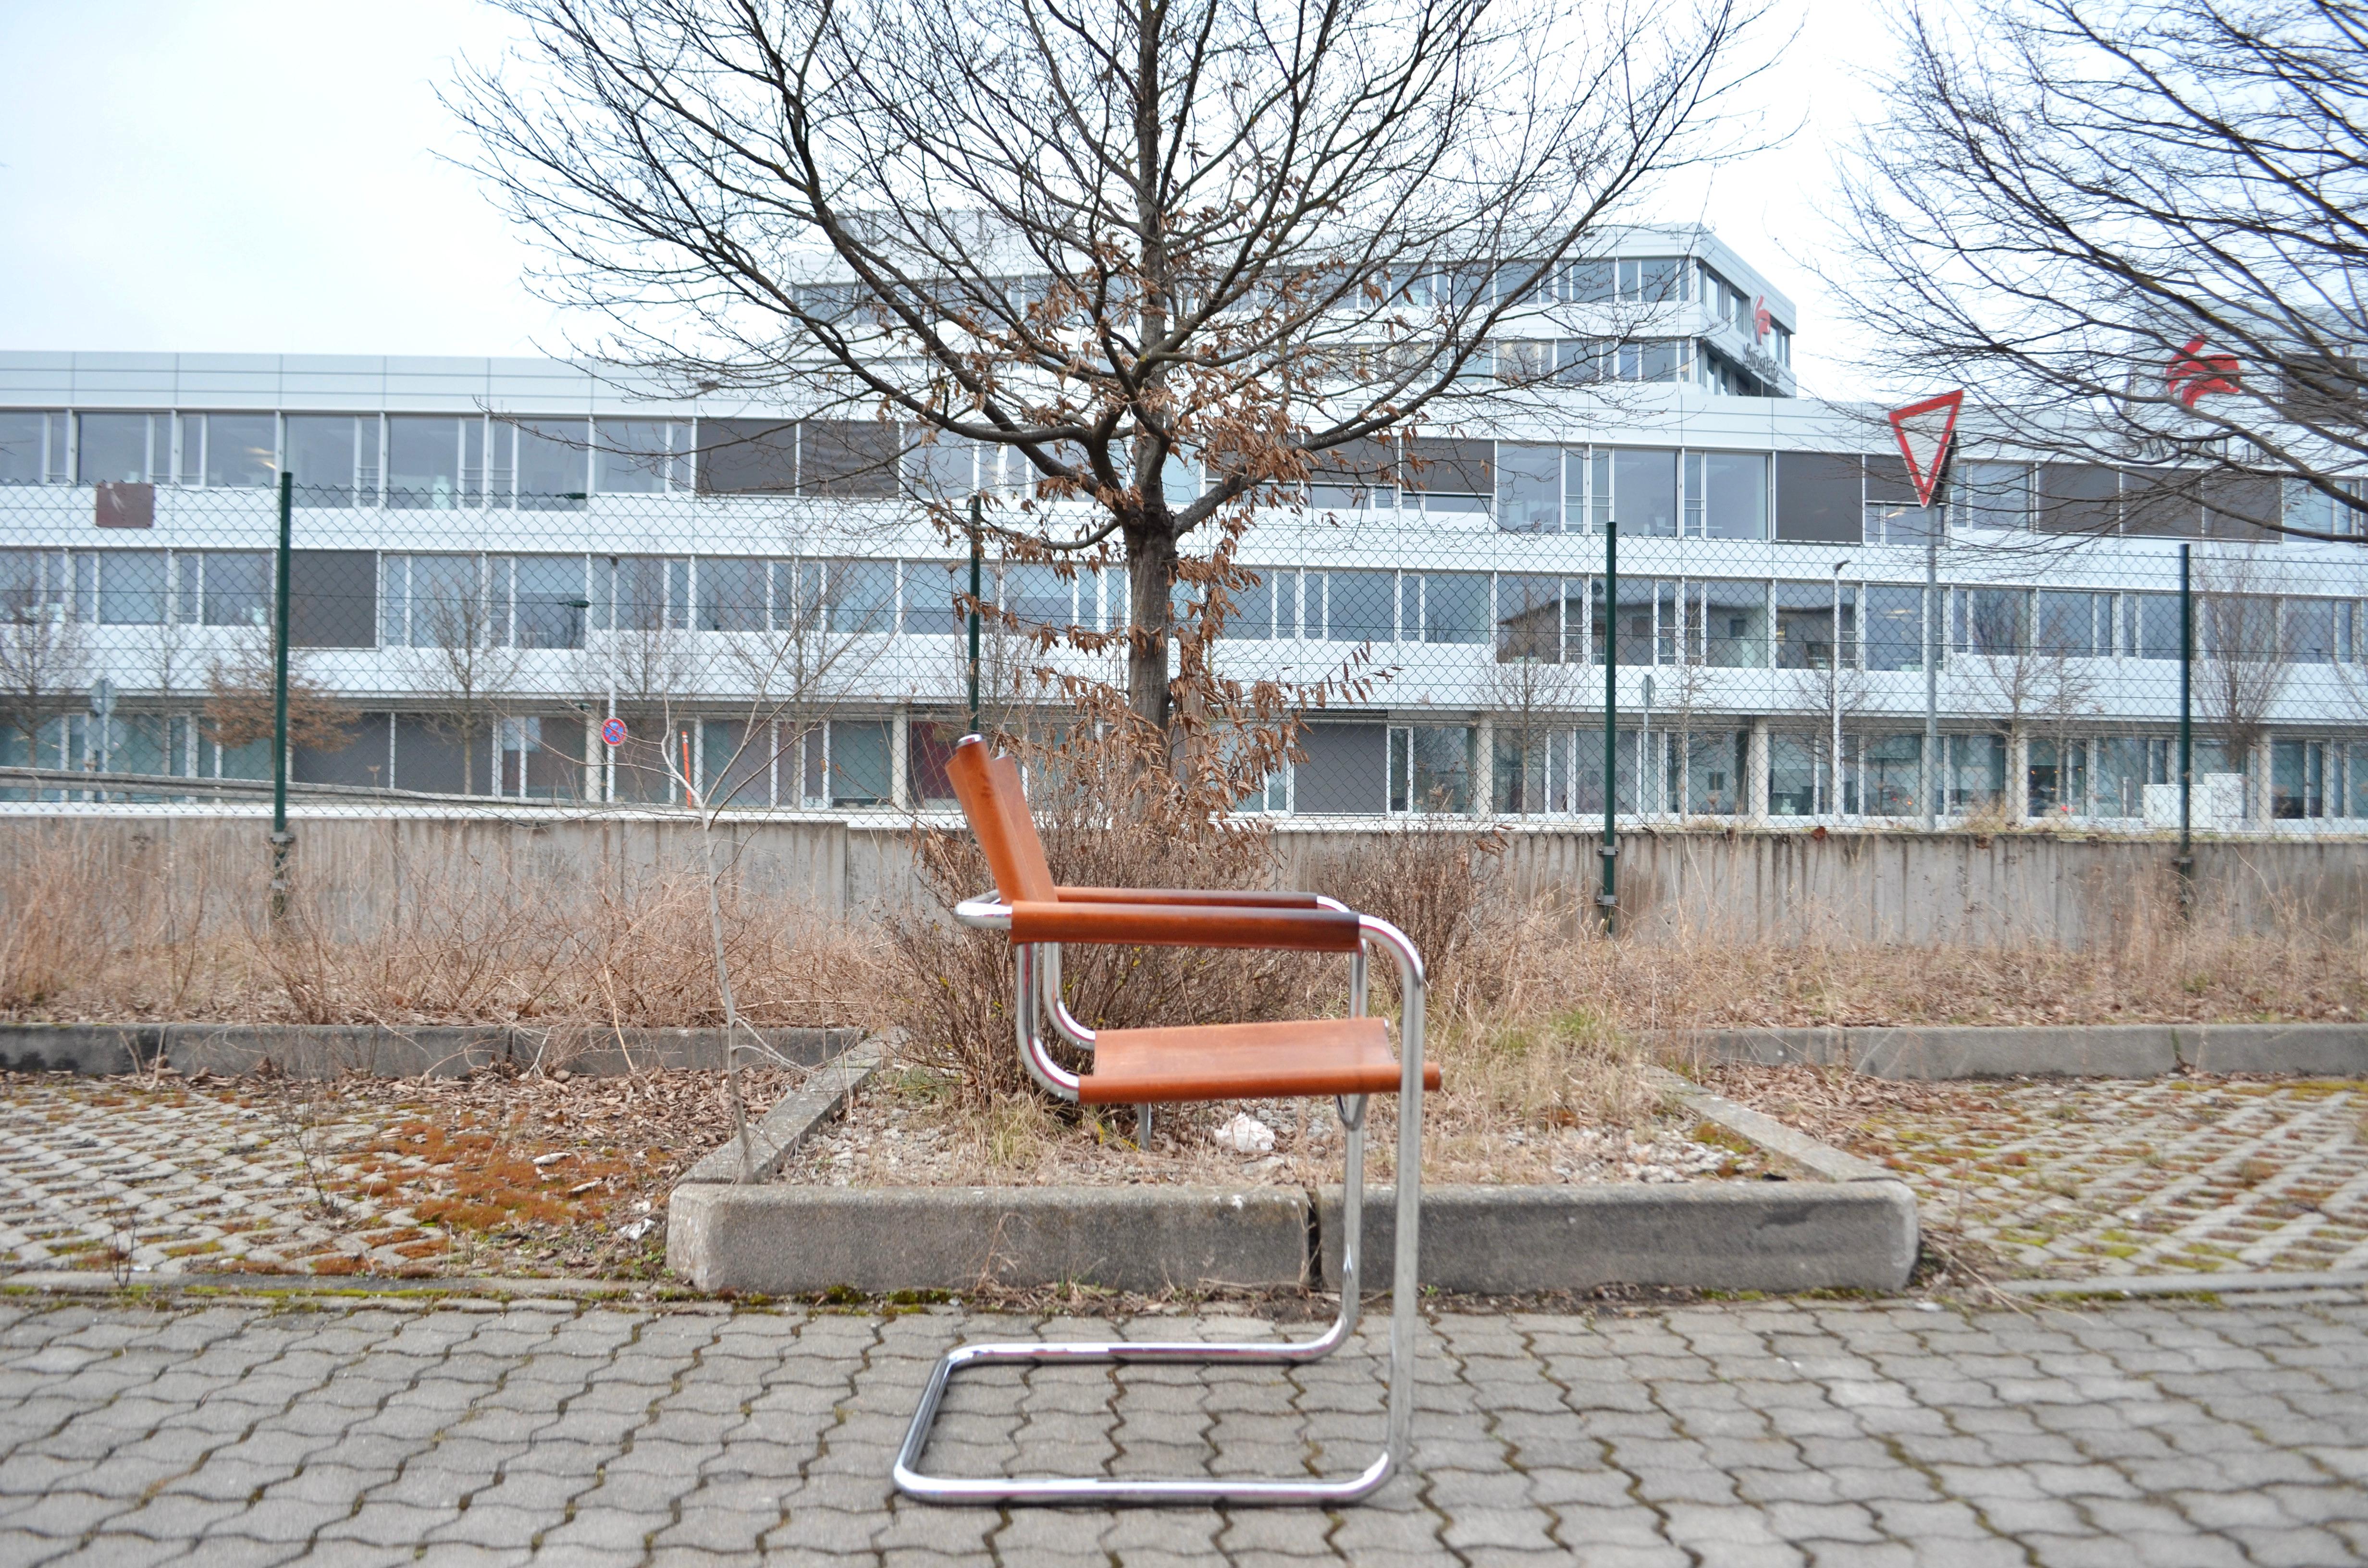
[666,1185,1312,1294]
[1674,1022,2368,1079]
[676,1041,886,1186]
[665,1067,1922,1296]
[1315,1182,1921,1294]
[0,1023,864,1078]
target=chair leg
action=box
[891,1098,1408,1507]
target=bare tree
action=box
[2194,552,2293,818]
[1832,0,2368,540]
[1952,589,2100,820]
[0,603,90,792]
[453,0,1769,741]
[400,561,526,800]
[202,628,355,761]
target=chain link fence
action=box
[0,422,2363,834]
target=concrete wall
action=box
[2,810,2362,947]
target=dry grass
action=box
[4,813,2364,1188]
[0,820,889,1034]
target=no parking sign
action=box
[601,717,628,747]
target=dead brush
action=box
[885,725,1313,1114]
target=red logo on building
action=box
[2167,336,2241,408]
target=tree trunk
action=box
[1124,527,1176,734]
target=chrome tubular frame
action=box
[900,901,1427,1507]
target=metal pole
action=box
[1924,515,1940,829]
[2177,541,2195,915]
[967,495,984,735]
[269,469,294,925]
[1831,560,1848,817]
[1599,519,1618,933]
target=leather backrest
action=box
[947,735,1057,904]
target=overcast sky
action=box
[0,0,1891,399]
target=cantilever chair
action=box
[892,734,1438,1507]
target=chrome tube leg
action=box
[1385,946,1425,1467]
[1337,1094,1367,1340]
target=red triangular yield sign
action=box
[1887,390,1963,507]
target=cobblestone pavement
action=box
[1719,1070,2368,1280]
[0,1078,431,1277]
[0,1074,756,1280]
[4,1291,2368,1566]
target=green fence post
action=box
[2177,540,2194,917]
[269,470,294,926]
[1599,518,1618,934]
[967,495,984,736]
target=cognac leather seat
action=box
[1076,1017,1443,1105]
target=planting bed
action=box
[782,1067,1776,1188]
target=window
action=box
[696,558,767,633]
[802,420,901,498]
[77,413,166,484]
[516,419,589,509]
[1222,569,1286,640]
[285,415,368,506]
[1618,257,1685,303]
[1610,448,1677,537]
[2284,477,2365,538]
[0,412,63,485]
[1415,573,1488,644]
[814,720,892,806]
[1954,588,2030,655]
[1495,575,1566,662]
[1698,451,1766,539]
[1309,437,1397,514]
[2036,464,2119,534]
[2091,737,2167,818]
[826,560,898,635]
[2034,591,2104,657]
[1495,444,1562,533]
[911,434,989,500]
[94,551,167,625]
[1001,563,1073,628]
[2027,739,2088,817]
[1389,726,1473,813]
[594,555,689,633]
[195,414,277,489]
[1952,461,2029,533]
[1860,735,1923,817]
[1295,723,1388,814]
[1700,581,1767,668]
[198,552,271,627]
[2272,739,2327,819]
[1862,585,1925,672]
[511,557,588,649]
[1405,438,1491,515]
[1863,457,1935,543]
[1767,733,1831,816]
[1559,259,1614,303]
[385,555,487,648]
[387,416,466,510]
[1553,339,1609,385]
[1572,448,1608,533]
[596,420,691,494]
[1945,734,2008,812]
[2124,592,2180,659]
[1774,453,1862,544]
[695,418,799,494]
[1617,341,1684,382]
[1318,570,1395,641]
[1775,583,1853,669]
[2284,598,2337,663]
